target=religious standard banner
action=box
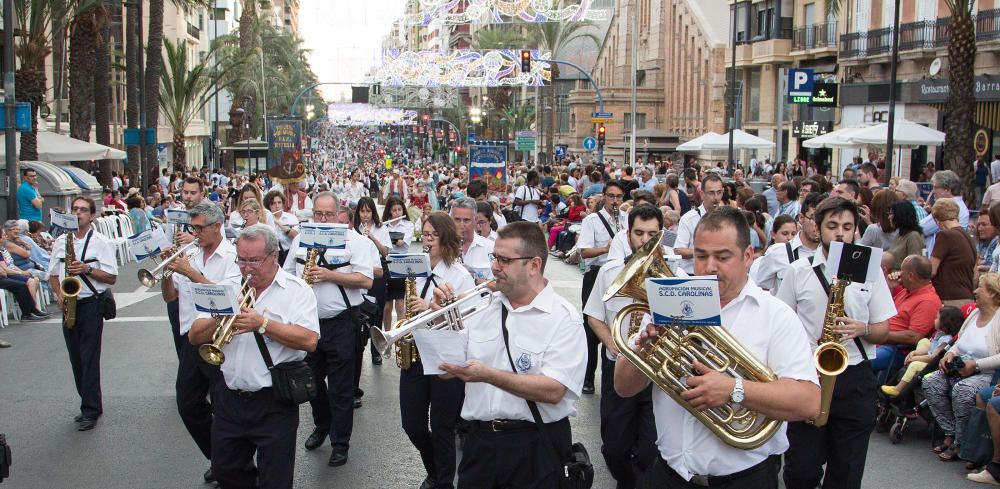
[468,144,507,194]
[267,119,305,184]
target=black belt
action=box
[228,387,271,400]
[468,417,567,432]
[668,454,779,487]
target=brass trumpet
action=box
[137,239,200,287]
[198,277,257,365]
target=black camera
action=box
[945,357,966,377]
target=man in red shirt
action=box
[873,255,942,374]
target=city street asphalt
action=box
[0,247,987,488]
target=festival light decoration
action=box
[370,49,551,87]
[370,86,463,109]
[406,0,609,25]
[324,104,419,126]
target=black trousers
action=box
[783,363,877,489]
[600,352,657,489]
[639,454,781,489]
[400,359,465,489]
[581,266,601,387]
[458,417,571,489]
[211,385,298,489]
[168,299,220,460]
[0,277,35,312]
[62,297,104,419]
[307,314,358,452]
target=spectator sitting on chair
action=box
[27,220,52,253]
[0,247,48,321]
[881,305,964,396]
[2,220,47,278]
[873,255,943,374]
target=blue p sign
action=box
[788,68,815,97]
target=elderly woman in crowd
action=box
[930,199,978,307]
[924,273,1000,462]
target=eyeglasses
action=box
[236,254,273,268]
[799,213,815,222]
[489,253,534,266]
[423,230,439,238]
[240,208,259,214]
[190,223,216,233]
[313,211,337,219]
[604,193,625,200]
[71,206,91,213]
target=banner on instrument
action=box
[129,230,162,261]
[469,145,507,194]
[645,276,722,327]
[192,283,241,315]
[299,223,348,256]
[387,253,431,279]
[267,119,305,185]
[50,209,78,230]
[165,208,191,225]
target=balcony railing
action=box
[841,9,1000,58]
[793,22,838,51]
[187,22,200,39]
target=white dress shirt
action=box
[463,234,494,281]
[384,219,415,254]
[270,211,299,252]
[173,238,241,335]
[282,229,378,319]
[674,205,707,274]
[198,269,319,392]
[461,284,586,423]
[750,235,818,293]
[514,185,542,222]
[775,248,897,365]
[343,181,367,203]
[578,208,627,268]
[583,258,634,362]
[415,260,475,301]
[645,280,817,480]
[48,228,119,299]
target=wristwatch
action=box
[258,317,269,335]
[730,377,745,404]
[85,265,94,275]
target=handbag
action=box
[499,306,594,489]
[76,230,116,320]
[960,407,993,467]
[253,331,316,405]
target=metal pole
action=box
[776,67,785,166]
[4,0,18,219]
[212,0,219,170]
[259,45,266,143]
[885,0,901,180]
[629,0,638,167]
[535,59,605,165]
[728,1,738,170]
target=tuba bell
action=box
[604,231,781,450]
[198,277,257,365]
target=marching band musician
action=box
[451,197,494,282]
[189,224,319,489]
[382,196,415,341]
[434,222,587,489]
[352,196,387,370]
[49,197,119,432]
[165,177,208,354]
[615,207,820,488]
[159,201,240,482]
[281,191,378,467]
[751,192,823,293]
[578,180,627,395]
[583,204,664,489]
[401,211,476,489]
[775,197,894,489]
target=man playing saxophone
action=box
[159,201,240,482]
[615,207,819,488]
[189,224,318,489]
[775,196,894,489]
[281,191,378,466]
[48,197,118,432]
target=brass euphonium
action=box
[302,247,320,286]
[61,232,82,329]
[603,232,781,450]
[199,277,257,365]
[809,278,850,428]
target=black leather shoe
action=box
[304,428,326,451]
[418,477,436,489]
[328,451,348,467]
[77,418,98,431]
[21,313,48,322]
[353,397,363,409]
[582,384,595,395]
[203,467,215,483]
[73,414,84,422]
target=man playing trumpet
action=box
[159,201,240,482]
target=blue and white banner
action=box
[192,283,240,315]
[129,230,162,261]
[645,276,722,327]
[387,253,431,279]
[299,223,347,250]
[165,208,191,225]
[50,209,79,231]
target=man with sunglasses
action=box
[282,191,378,467]
[160,201,241,482]
[48,197,119,432]
[751,192,823,293]
[189,224,319,489]
[435,222,586,489]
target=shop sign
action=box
[811,83,838,107]
[792,121,833,140]
[918,76,1000,102]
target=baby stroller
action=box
[875,346,949,445]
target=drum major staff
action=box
[435,222,587,489]
[615,207,820,489]
[188,224,319,489]
[159,201,240,481]
[48,196,119,432]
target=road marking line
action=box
[34,315,170,325]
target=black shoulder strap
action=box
[785,242,798,263]
[595,211,615,237]
[419,274,438,299]
[811,264,869,362]
[253,331,275,370]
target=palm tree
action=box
[159,38,222,170]
[93,2,113,186]
[69,2,108,144]
[141,0,164,179]
[520,5,600,161]
[473,26,526,125]
[124,0,140,183]
[498,102,536,140]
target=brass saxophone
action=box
[810,278,850,427]
[610,204,620,233]
[302,247,320,286]
[604,232,781,450]
[60,233,83,329]
[395,276,420,369]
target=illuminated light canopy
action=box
[370,86,463,109]
[371,49,551,87]
[407,0,610,25]
[324,104,419,126]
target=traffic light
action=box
[520,50,531,72]
[456,145,462,153]
[422,114,429,122]
[597,124,606,146]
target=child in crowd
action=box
[881,305,966,396]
